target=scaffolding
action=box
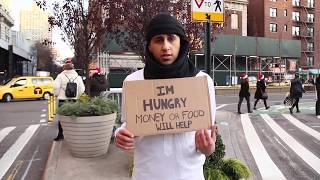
[193,35,301,85]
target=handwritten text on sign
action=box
[124,77,212,136]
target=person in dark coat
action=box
[238,74,252,114]
[289,74,304,114]
[88,67,108,97]
[315,74,320,116]
[253,73,270,110]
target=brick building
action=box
[248,0,320,69]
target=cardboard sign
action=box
[124,76,212,136]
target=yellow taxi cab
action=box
[0,76,54,102]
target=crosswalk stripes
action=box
[0,124,40,180]
[216,104,228,110]
[260,114,320,175]
[282,114,320,141]
[0,127,16,143]
[241,113,320,179]
[240,114,286,180]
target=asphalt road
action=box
[0,100,56,180]
[0,92,319,180]
[215,92,320,179]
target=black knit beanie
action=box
[145,13,187,44]
[143,13,199,80]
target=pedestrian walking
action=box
[87,67,108,97]
[238,74,252,114]
[114,13,217,180]
[314,74,320,116]
[253,73,270,110]
[289,74,304,114]
[53,59,85,141]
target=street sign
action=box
[191,0,224,22]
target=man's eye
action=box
[168,35,176,41]
[153,38,163,43]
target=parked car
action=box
[0,76,53,102]
[267,81,290,86]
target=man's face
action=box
[148,34,181,65]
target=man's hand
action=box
[115,128,135,150]
[195,125,217,156]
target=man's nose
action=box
[162,39,170,51]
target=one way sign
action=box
[191,0,224,22]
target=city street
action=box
[0,92,320,180]
[215,92,320,179]
[0,100,56,180]
[1,0,320,179]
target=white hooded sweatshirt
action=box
[53,70,85,100]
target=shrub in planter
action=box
[204,133,252,180]
[57,95,118,158]
[57,94,118,117]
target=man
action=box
[53,59,85,141]
[238,74,252,114]
[289,74,304,114]
[115,13,217,180]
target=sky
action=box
[10,0,74,59]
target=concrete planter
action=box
[59,113,117,158]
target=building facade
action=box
[248,0,320,69]
[20,3,52,43]
[0,1,35,83]
[0,0,11,13]
[223,0,249,36]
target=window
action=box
[292,26,300,36]
[307,56,314,66]
[231,14,238,29]
[307,14,314,23]
[270,23,277,32]
[292,11,300,21]
[284,9,287,16]
[32,79,37,84]
[307,42,314,51]
[13,79,27,87]
[270,8,277,17]
[307,27,314,36]
[292,0,300,6]
[43,78,52,84]
[5,27,10,42]
[284,25,288,31]
[307,0,314,8]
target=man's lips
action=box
[160,54,172,60]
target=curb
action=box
[41,141,62,180]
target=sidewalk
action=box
[42,140,130,180]
[42,111,244,180]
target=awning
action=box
[298,70,309,75]
[309,69,320,75]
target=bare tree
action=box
[35,0,121,94]
[110,0,204,61]
[31,41,54,72]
